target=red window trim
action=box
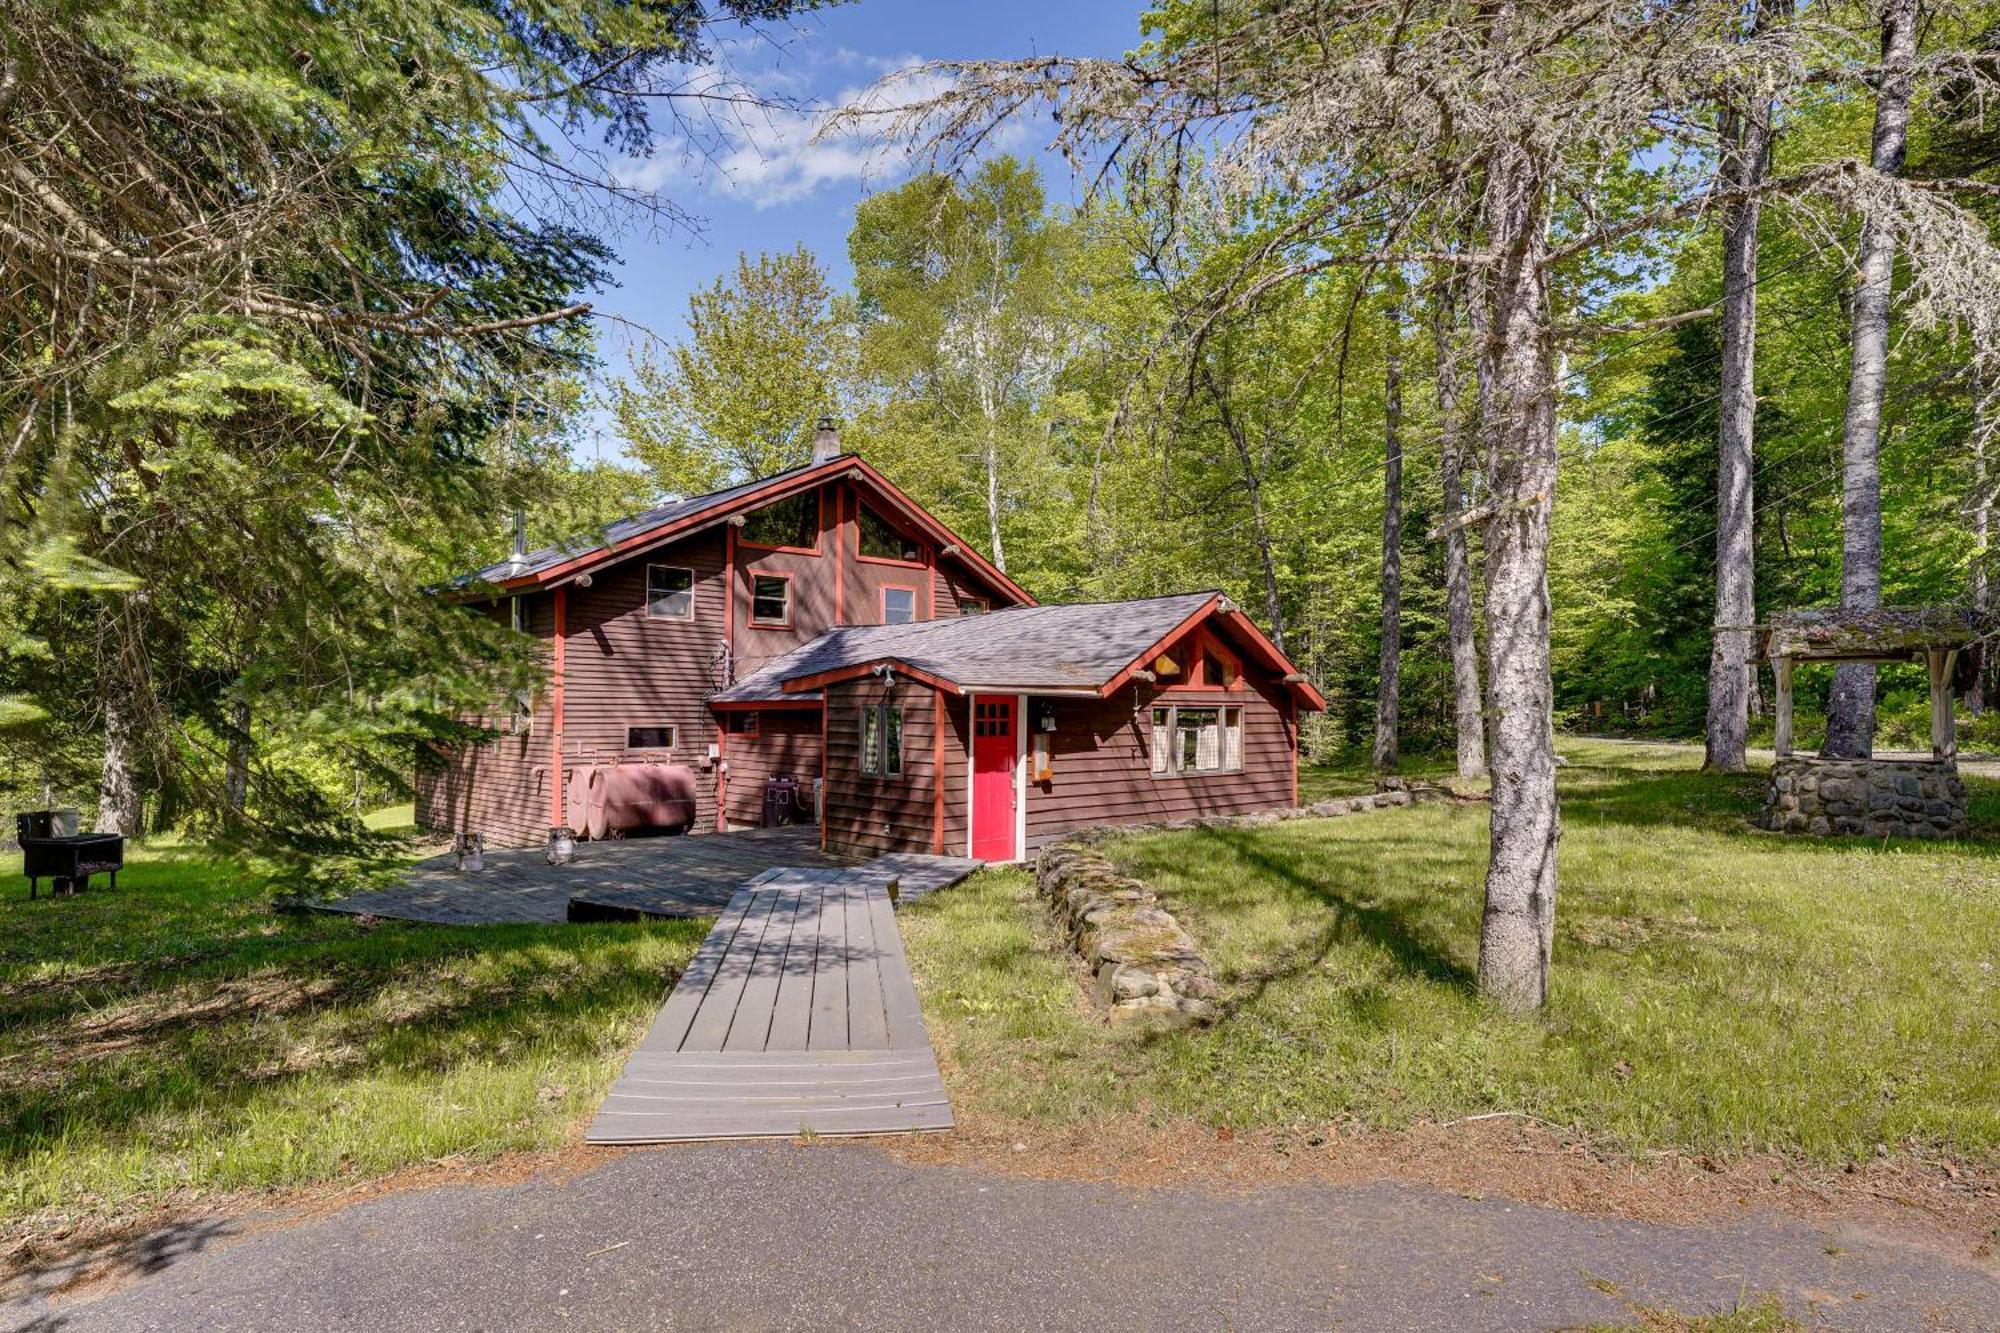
[880,583,920,624]
[748,571,795,628]
[854,499,928,567]
[735,489,825,557]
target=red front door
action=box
[970,695,1017,861]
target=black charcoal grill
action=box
[16,811,122,898]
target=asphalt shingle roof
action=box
[452,462,823,588]
[711,591,1218,702]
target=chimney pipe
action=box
[506,510,528,572]
[810,416,842,466]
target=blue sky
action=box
[570,0,1146,463]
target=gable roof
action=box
[449,453,1034,607]
[712,591,1326,710]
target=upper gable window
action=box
[646,565,694,620]
[857,503,922,563]
[740,493,819,551]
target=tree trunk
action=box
[983,422,1007,573]
[1203,361,1290,654]
[1475,136,1561,1015]
[1824,0,1918,759]
[97,679,141,836]
[1971,375,1994,713]
[1374,299,1405,771]
[224,696,251,816]
[1434,281,1487,779]
[1704,5,1783,773]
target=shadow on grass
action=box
[1114,823,1477,1030]
[0,856,705,1199]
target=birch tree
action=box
[1433,281,1486,778]
[840,0,2000,1010]
[1705,0,1791,773]
[1824,0,1921,759]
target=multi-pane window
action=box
[627,725,676,750]
[861,704,903,776]
[882,586,916,624]
[959,598,988,616]
[858,504,922,561]
[646,565,694,620]
[1149,705,1243,775]
[750,574,790,625]
[740,493,819,550]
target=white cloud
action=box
[613,48,1028,211]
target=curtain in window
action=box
[1151,708,1170,773]
[862,706,881,773]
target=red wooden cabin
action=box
[420,434,1325,861]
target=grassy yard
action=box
[900,738,2000,1164]
[0,838,703,1239]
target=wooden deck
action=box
[586,867,953,1143]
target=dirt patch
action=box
[878,1108,2000,1272]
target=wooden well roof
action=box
[1762,606,1990,662]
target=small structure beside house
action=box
[419,425,1325,862]
[1759,606,1983,840]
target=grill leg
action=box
[27,877,35,900]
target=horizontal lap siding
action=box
[1024,679,1295,853]
[415,597,558,847]
[823,679,941,857]
[560,531,728,834]
[720,710,824,827]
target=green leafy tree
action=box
[615,246,846,494]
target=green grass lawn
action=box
[900,738,2000,1164]
[0,842,703,1238]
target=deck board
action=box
[586,867,952,1143]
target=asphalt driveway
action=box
[6,1144,1994,1331]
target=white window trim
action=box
[626,723,678,750]
[645,564,696,621]
[1149,703,1245,778]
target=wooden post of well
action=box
[1929,649,1958,760]
[1773,654,1794,758]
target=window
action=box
[1149,705,1243,776]
[959,598,988,616]
[729,712,759,736]
[750,574,791,626]
[882,586,916,625]
[858,504,922,562]
[627,725,676,750]
[646,565,694,620]
[1201,645,1239,688]
[860,703,903,776]
[740,493,819,551]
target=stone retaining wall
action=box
[1760,755,1969,840]
[1034,788,1425,1025]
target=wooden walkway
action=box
[586,867,953,1143]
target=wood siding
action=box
[1023,676,1295,852]
[420,471,1024,848]
[822,678,943,857]
[719,710,825,828]
[415,596,559,848]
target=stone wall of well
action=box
[1760,755,1969,840]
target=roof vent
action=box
[810,417,842,466]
